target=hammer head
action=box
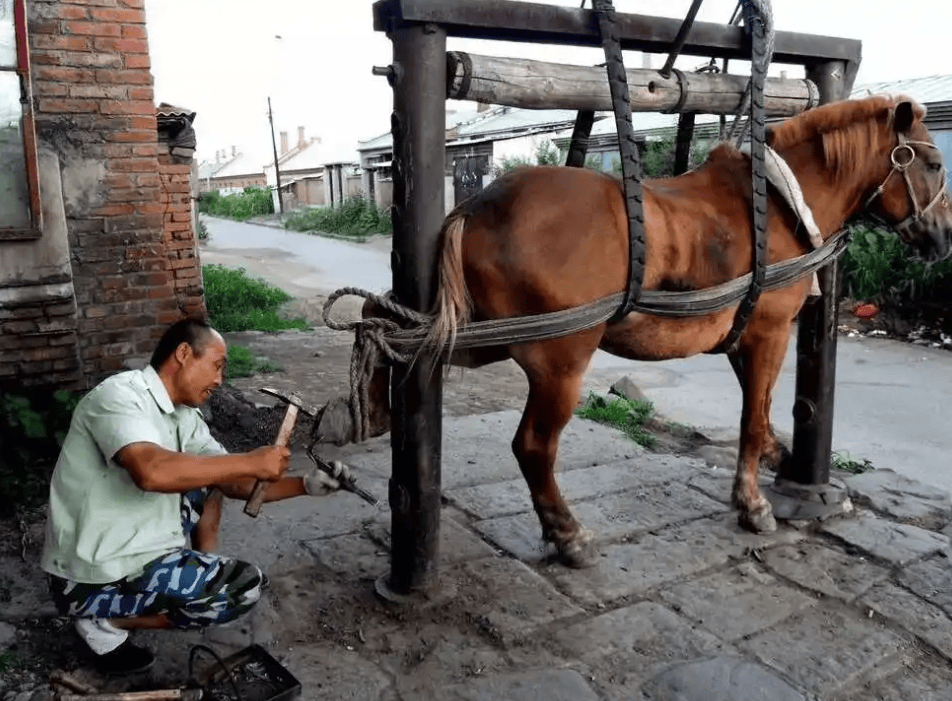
[259,387,318,417]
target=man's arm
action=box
[115,442,290,493]
[214,476,306,502]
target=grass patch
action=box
[227,345,281,379]
[831,451,873,475]
[576,392,657,448]
[198,187,274,221]
[283,197,392,237]
[202,265,307,333]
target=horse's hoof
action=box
[554,527,599,569]
[738,505,777,534]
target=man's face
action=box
[175,333,227,407]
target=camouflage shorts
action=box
[48,489,265,629]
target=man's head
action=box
[151,318,226,407]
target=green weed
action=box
[831,451,873,474]
[202,265,307,333]
[284,197,392,237]
[226,345,282,379]
[198,187,274,221]
[576,392,657,448]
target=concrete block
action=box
[738,603,906,695]
[899,556,952,617]
[545,514,804,607]
[761,542,891,601]
[834,651,952,701]
[845,468,951,528]
[443,668,599,701]
[642,656,806,701]
[862,581,952,661]
[822,513,950,566]
[447,456,701,520]
[551,602,731,698]
[365,509,499,565]
[282,644,392,700]
[659,566,814,642]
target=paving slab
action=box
[898,556,952,617]
[821,512,950,566]
[862,581,952,661]
[761,541,891,601]
[545,514,804,607]
[550,602,732,700]
[659,565,814,642]
[441,668,600,701]
[446,456,701,520]
[834,651,952,701]
[281,644,393,701]
[845,468,952,528]
[686,469,774,505]
[365,508,500,565]
[737,602,906,696]
[641,656,806,701]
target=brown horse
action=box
[354,94,951,567]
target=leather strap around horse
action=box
[591,0,647,323]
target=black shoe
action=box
[92,640,155,676]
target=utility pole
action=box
[268,96,284,215]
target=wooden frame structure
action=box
[372,0,862,594]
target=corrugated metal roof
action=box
[213,153,264,179]
[359,109,483,152]
[850,75,952,104]
[272,140,358,172]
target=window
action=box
[0,0,41,239]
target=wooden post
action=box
[385,21,446,595]
[767,60,851,520]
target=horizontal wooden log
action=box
[447,52,819,117]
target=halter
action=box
[865,133,948,232]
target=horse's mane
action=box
[767,94,926,185]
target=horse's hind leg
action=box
[509,330,602,568]
[731,325,793,534]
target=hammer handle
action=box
[244,403,299,517]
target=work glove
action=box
[303,460,352,496]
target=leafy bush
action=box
[226,345,281,379]
[284,197,392,237]
[497,139,567,173]
[575,392,657,448]
[202,264,307,333]
[198,187,274,221]
[0,390,82,516]
[628,133,713,178]
[840,223,952,304]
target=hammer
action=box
[243,387,318,517]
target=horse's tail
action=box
[424,210,471,361]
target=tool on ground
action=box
[50,670,98,695]
[54,690,201,701]
[243,387,318,517]
[305,440,380,507]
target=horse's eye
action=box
[927,162,943,173]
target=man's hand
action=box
[303,460,351,496]
[248,445,291,481]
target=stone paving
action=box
[3,411,951,701]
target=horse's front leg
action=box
[728,354,792,472]
[731,327,793,534]
[510,333,602,568]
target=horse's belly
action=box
[599,311,733,361]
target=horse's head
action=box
[866,98,952,261]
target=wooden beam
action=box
[374,0,862,66]
[447,52,819,117]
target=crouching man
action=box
[41,318,346,675]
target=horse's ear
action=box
[894,100,918,134]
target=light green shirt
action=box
[41,365,227,584]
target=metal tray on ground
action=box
[193,644,301,701]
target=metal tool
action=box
[305,440,380,507]
[243,387,318,517]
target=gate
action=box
[371,0,862,594]
[453,155,489,204]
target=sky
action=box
[143,0,952,168]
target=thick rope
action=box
[324,230,849,440]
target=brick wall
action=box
[23,0,196,386]
[158,154,205,317]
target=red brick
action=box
[118,0,145,8]
[91,7,145,23]
[129,87,153,101]
[107,130,157,143]
[124,53,150,69]
[31,34,93,52]
[99,99,154,116]
[57,50,123,68]
[35,65,97,83]
[69,84,127,99]
[121,25,148,40]
[146,286,175,300]
[37,98,100,114]
[66,20,122,37]
[95,69,152,85]
[30,4,90,20]
[174,268,200,280]
[135,174,161,188]
[94,37,149,54]
[109,157,159,173]
[33,82,69,97]
[129,116,158,130]
[31,20,64,35]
